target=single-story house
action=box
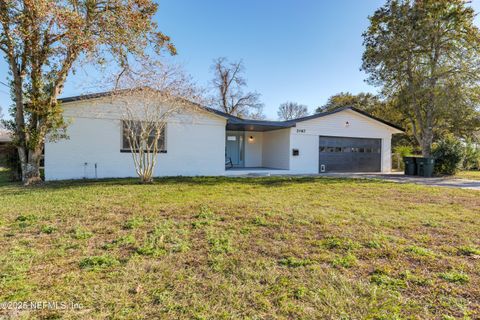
[44,91,404,180]
[0,129,13,152]
[0,129,15,166]
[0,129,12,143]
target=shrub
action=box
[432,135,464,175]
[393,145,414,170]
[463,140,480,170]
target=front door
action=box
[226,132,244,167]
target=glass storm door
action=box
[226,132,244,167]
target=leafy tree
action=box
[316,92,383,114]
[317,92,411,138]
[0,0,175,185]
[210,57,264,119]
[278,102,309,120]
[362,0,480,157]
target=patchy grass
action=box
[278,256,314,268]
[404,245,435,257]
[0,176,479,319]
[456,170,480,180]
[79,255,120,270]
[439,271,470,285]
[457,246,480,256]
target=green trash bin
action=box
[403,157,417,175]
[416,157,435,177]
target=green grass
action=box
[456,170,480,180]
[0,176,479,319]
[439,271,470,284]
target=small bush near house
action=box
[393,145,414,170]
[432,135,465,175]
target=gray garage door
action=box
[319,136,381,172]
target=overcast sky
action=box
[1,0,480,120]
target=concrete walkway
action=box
[320,172,480,191]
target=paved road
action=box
[320,172,480,191]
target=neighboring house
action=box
[0,129,12,145]
[0,129,13,164]
[0,129,12,149]
[44,91,404,180]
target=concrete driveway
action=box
[320,172,480,191]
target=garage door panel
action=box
[319,136,381,172]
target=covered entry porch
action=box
[224,119,293,172]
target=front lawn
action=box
[456,170,480,180]
[0,177,479,319]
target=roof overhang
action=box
[226,122,295,132]
[291,106,405,133]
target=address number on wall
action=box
[296,129,306,133]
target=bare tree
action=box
[277,102,309,120]
[210,57,264,119]
[109,62,202,183]
[0,0,175,185]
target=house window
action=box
[121,121,166,153]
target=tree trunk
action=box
[420,127,433,157]
[20,148,43,185]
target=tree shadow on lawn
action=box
[0,175,391,196]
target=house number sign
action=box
[296,129,306,133]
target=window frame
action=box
[120,120,167,154]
